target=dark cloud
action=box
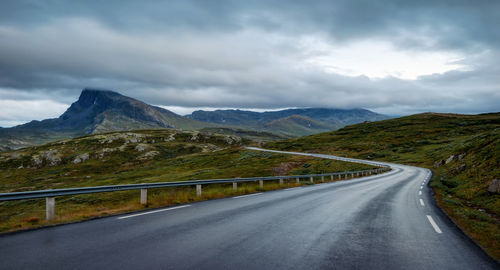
[0,0,499,126]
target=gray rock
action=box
[137,151,160,160]
[458,164,466,172]
[488,179,500,193]
[32,155,42,166]
[434,160,445,168]
[445,155,456,164]
[135,144,151,152]
[73,153,89,164]
[458,153,466,160]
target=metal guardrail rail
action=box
[0,167,390,220]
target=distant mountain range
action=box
[187,107,389,136]
[0,89,389,150]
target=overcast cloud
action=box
[0,0,499,126]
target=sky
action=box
[0,0,499,127]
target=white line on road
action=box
[117,205,191,219]
[233,193,262,199]
[419,191,422,195]
[426,215,443,234]
[420,199,425,206]
[420,186,423,189]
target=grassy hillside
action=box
[265,112,500,259]
[263,115,334,137]
[0,129,375,232]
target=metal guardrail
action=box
[0,167,390,220]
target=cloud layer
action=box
[0,0,499,126]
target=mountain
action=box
[0,89,211,150]
[187,108,389,136]
[0,89,389,150]
[264,112,500,259]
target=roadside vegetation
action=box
[265,112,500,259]
[0,129,375,233]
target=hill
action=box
[265,112,500,259]
[187,108,389,136]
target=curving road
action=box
[0,148,497,269]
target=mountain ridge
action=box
[0,88,390,150]
[187,107,389,136]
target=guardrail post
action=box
[310,177,314,183]
[196,184,202,196]
[321,176,324,182]
[140,189,148,205]
[279,179,284,185]
[259,180,263,188]
[331,175,333,181]
[296,177,300,184]
[351,173,354,178]
[233,182,237,191]
[46,197,55,221]
[339,174,342,180]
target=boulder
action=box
[434,160,445,168]
[458,164,466,172]
[445,155,456,164]
[458,153,466,161]
[73,153,89,164]
[137,151,160,160]
[135,144,151,152]
[488,179,500,193]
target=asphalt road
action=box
[0,148,497,269]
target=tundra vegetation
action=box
[0,129,375,233]
[265,112,500,259]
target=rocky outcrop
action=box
[73,153,89,164]
[434,160,445,168]
[488,179,500,193]
[137,151,160,160]
[445,155,456,164]
[458,164,466,172]
[32,149,62,167]
[135,144,152,152]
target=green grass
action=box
[265,112,500,259]
[0,129,376,233]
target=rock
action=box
[458,153,466,160]
[72,153,89,164]
[458,164,466,172]
[445,155,456,164]
[31,149,61,167]
[135,144,151,152]
[137,151,160,160]
[190,133,199,141]
[164,133,176,142]
[434,160,445,168]
[97,148,116,158]
[40,149,61,166]
[224,135,240,145]
[487,179,500,193]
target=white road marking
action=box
[420,186,423,190]
[233,193,263,199]
[117,205,191,219]
[420,199,425,206]
[419,191,422,195]
[426,215,443,234]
